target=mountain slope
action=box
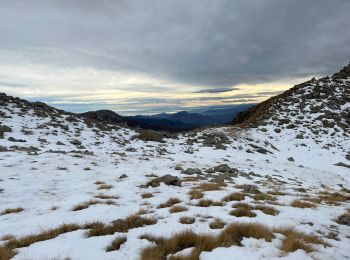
[0,64,349,260]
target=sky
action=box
[0,0,349,115]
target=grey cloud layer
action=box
[0,0,349,89]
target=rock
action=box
[242,185,262,194]
[56,141,65,145]
[202,132,230,148]
[8,137,26,142]
[274,128,281,133]
[119,174,128,179]
[174,165,183,171]
[70,139,82,146]
[182,168,202,175]
[213,164,235,173]
[337,214,350,226]
[146,174,181,187]
[138,130,163,142]
[0,125,12,139]
[288,157,295,162]
[159,174,181,186]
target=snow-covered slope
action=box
[0,65,349,260]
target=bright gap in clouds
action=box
[0,63,310,115]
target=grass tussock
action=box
[106,236,127,252]
[141,193,153,199]
[195,182,225,191]
[209,219,226,229]
[94,194,119,200]
[254,205,279,216]
[319,193,350,205]
[94,180,105,185]
[253,193,276,201]
[267,190,288,196]
[158,198,181,208]
[230,208,256,218]
[98,184,113,190]
[222,192,245,202]
[1,207,24,215]
[232,202,254,210]
[72,200,115,211]
[196,199,224,207]
[140,223,273,260]
[188,189,204,200]
[179,216,195,225]
[86,214,157,237]
[169,205,188,213]
[302,197,322,204]
[275,228,329,254]
[0,224,81,259]
[291,200,316,208]
[336,211,350,225]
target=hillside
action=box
[0,64,349,259]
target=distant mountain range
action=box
[81,104,255,132]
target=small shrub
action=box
[106,237,127,252]
[179,216,195,224]
[157,198,181,208]
[291,200,316,208]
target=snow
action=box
[0,79,349,260]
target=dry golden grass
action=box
[106,236,127,252]
[86,214,157,237]
[140,223,274,260]
[0,235,15,241]
[169,205,188,213]
[98,184,113,190]
[179,216,195,224]
[336,211,350,225]
[209,219,226,229]
[195,182,225,191]
[72,200,115,211]
[291,200,316,208]
[275,228,329,254]
[222,192,245,202]
[94,194,119,200]
[188,189,204,200]
[230,208,256,218]
[0,224,81,259]
[196,199,224,207]
[232,202,254,210]
[0,246,16,260]
[1,207,24,215]
[158,198,181,208]
[141,193,153,199]
[72,200,100,211]
[267,190,288,196]
[94,180,105,185]
[319,193,350,205]
[254,205,279,216]
[253,194,276,201]
[302,197,322,204]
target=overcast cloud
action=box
[0,0,349,114]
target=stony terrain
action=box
[0,64,349,259]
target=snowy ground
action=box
[0,94,350,259]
